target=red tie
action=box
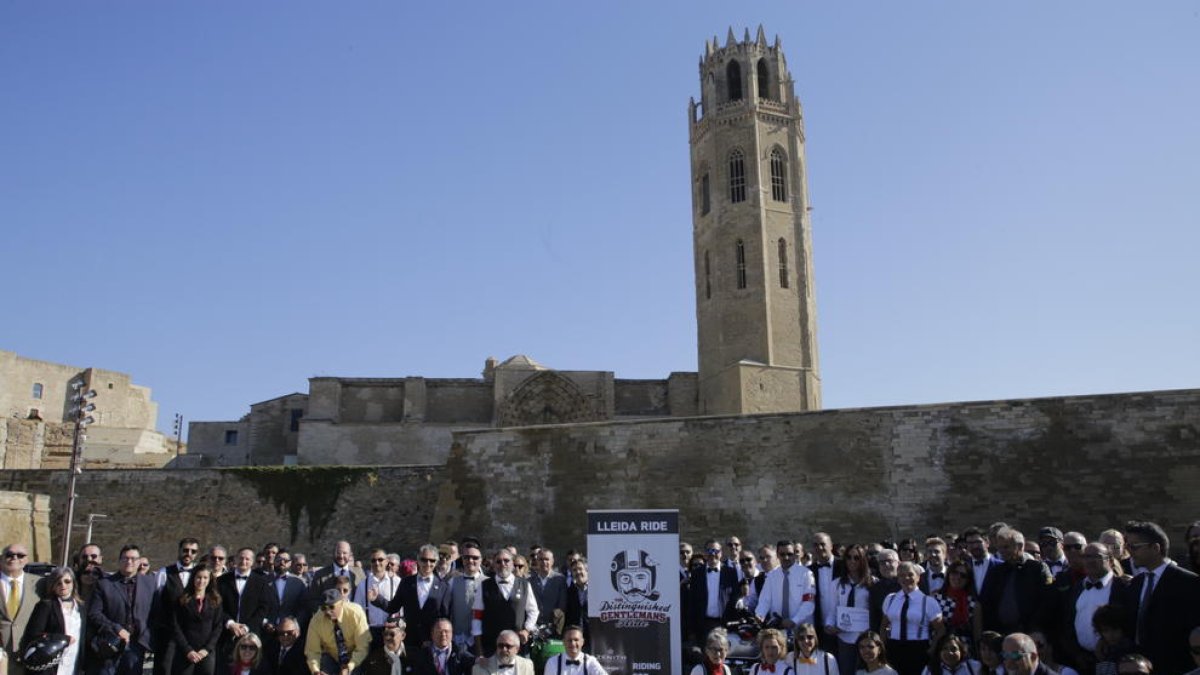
[762,665,776,672]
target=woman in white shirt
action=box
[689,628,732,675]
[789,623,838,675]
[920,634,982,675]
[880,562,943,675]
[825,545,875,675]
[21,567,84,675]
[855,631,897,675]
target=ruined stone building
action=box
[0,350,176,469]
[188,28,823,467]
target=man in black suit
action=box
[307,541,365,613]
[868,548,901,633]
[1048,541,1127,671]
[370,545,451,652]
[217,546,279,658]
[360,617,411,675]
[687,539,738,646]
[88,543,160,675]
[1121,520,1200,675]
[809,532,844,654]
[981,528,1053,635]
[412,619,474,675]
[264,616,307,675]
[153,537,201,675]
[270,551,309,631]
[1001,633,1058,675]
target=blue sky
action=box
[3,2,1198,436]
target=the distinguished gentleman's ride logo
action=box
[600,549,672,627]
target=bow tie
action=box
[1085,581,1103,590]
[498,665,514,671]
[814,562,831,569]
[931,573,944,580]
[708,568,720,574]
[973,560,985,566]
[798,657,817,665]
[761,665,776,672]
[566,660,581,666]
[497,579,510,585]
[236,575,249,580]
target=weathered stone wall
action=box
[0,466,443,567]
[187,421,250,466]
[432,388,1200,558]
[613,380,670,417]
[0,491,51,561]
[425,381,492,424]
[297,421,472,465]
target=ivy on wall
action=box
[229,467,377,542]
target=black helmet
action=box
[90,630,126,660]
[21,633,70,672]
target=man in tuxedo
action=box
[1,543,39,675]
[529,549,568,632]
[809,532,843,653]
[308,541,365,613]
[272,551,310,631]
[153,537,201,675]
[1051,541,1125,672]
[564,557,590,645]
[359,549,399,641]
[371,545,451,652]
[265,616,308,675]
[218,546,279,656]
[88,544,160,675]
[964,527,1001,598]
[447,545,486,652]
[471,550,538,658]
[1121,520,1200,675]
[413,619,474,675]
[471,631,533,675]
[723,537,746,580]
[688,540,739,645]
[360,618,411,675]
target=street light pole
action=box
[60,376,96,568]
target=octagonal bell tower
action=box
[689,27,821,415]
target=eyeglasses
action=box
[726,542,741,548]
[1064,543,1084,551]
[495,558,513,565]
[211,555,226,561]
[1001,651,1031,662]
[120,556,140,563]
[383,631,400,638]
[496,643,518,650]
[705,548,720,555]
[372,558,387,563]
[83,553,101,560]
[740,558,755,565]
[181,548,199,554]
[419,558,437,564]
[462,555,481,561]
[4,552,28,559]
[514,564,527,570]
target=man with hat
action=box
[1038,528,1069,578]
[306,589,372,675]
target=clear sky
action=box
[3,2,1198,437]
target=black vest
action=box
[480,577,528,649]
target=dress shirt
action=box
[812,561,837,625]
[304,603,372,673]
[789,650,837,675]
[1074,572,1113,651]
[969,558,989,596]
[924,567,946,595]
[829,579,872,644]
[882,589,941,641]
[755,565,816,626]
[469,575,539,636]
[417,576,434,607]
[156,563,194,590]
[0,574,24,609]
[919,660,983,675]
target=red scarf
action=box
[946,587,969,627]
[709,662,724,675]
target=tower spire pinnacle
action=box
[756,25,767,47]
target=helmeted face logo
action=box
[610,548,660,601]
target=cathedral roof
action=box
[496,355,548,371]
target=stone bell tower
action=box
[689,27,821,415]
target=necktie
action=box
[1136,572,1154,643]
[846,583,856,608]
[781,568,791,618]
[333,619,349,665]
[899,593,911,641]
[6,579,19,618]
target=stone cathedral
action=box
[188,28,823,467]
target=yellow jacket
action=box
[304,602,372,673]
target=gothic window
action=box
[704,251,711,299]
[778,238,790,289]
[701,173,710,214]
[31,383,43,399]
[736,240,747,289]
[726,60,742,101]
[770,147,787,202]
[757,59,771,100]
[729,149,746,203]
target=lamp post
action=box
[60,377,96,567]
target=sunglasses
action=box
[419,558,437,564]
[514,564,527,570]
[4,552,28,559]
[1001,652,1031,661]
[372,558,387,563]
[462,555,481,561]
[705,548,720,555]
[1064,543,1084,551]
[181,548,199,554]
[740,558,755,565]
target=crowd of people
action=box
[0,520,1195,675]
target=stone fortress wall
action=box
[6,386,1197,567]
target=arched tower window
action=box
[701,173,710,214]
[770,147,787,202]
[726,60,743,102]
[778,238,790,289]
[757,59,771,100]
[736,240,747,289]
[704,250,712,299]
[728,149,746,203]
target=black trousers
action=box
[886,639,930,675]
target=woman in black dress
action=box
[170,565,225,675]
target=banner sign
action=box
[587,510,681,675]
